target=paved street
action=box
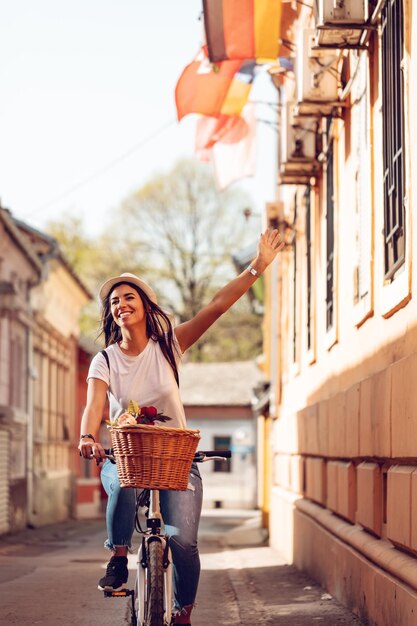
[0,510,364,625]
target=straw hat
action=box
[99,272,157,304]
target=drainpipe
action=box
[26,263,45,527]
[269,86,282,419]
[269,260,279,417]
[26,252,56,526]
[26,314,37,526]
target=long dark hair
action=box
[100,281,179,385]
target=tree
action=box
[116,159,252,321]
[48,158,263,361]
[47,214,146,290]
[47,213,147,340]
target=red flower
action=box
[141,406,158,418]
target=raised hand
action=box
[256,228,285,270]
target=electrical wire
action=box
[25,118,176,218]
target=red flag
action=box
[175,48,241,121]
[203,0,281,62]
[195,114,250,151]
[197,104,257,190]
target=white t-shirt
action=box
[87,338,186,429]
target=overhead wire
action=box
[25,118,176,218]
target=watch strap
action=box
[80,434,95,442]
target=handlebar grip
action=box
[198,450,231,459]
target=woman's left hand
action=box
[256,228,285,270]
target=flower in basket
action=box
[106,399,172,427]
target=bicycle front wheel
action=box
[145,540,165,626]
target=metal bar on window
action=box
[382,0,405,280]
[305,186,312,351]
[326,139,335,332]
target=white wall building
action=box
[181,361,265,510]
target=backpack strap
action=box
[101,349,110,369]
[100,349,112,399]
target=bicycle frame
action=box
[101,450,232,626]
[136,489,173,626]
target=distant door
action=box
[213,435,232,473]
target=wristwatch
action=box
[80,434,95,442]
[247,264,258,276]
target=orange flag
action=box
[175,48,241,121]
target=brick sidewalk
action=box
[0,513,364,625]
[194,510,364,625]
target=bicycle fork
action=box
[137,490,173,626]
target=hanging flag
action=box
[195,113,249,152]
[211,104,257,190]
[175,48,241,121]
[175,50,257,120]
[221,61,257,116]
[196,115,230,152]
[203,0,281,63]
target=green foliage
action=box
[47,212,147,343]
[47,158,264,361]
[47,214,146,293]
[189,304,263,362]
[115,158,253,321]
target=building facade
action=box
[75,337,107,519]
[0,207,91,532]
[264,2,417,624]
[0,208,42,533]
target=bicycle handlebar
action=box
[193,450,231,461]
[102,448,231,462]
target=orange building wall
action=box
[266,2,417,624]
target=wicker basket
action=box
[110,424,201,490]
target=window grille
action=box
[292,193,298,363]
[9,333,25,410]
[305,186,312,351]
[382,0,405,280]
[33,351,43,440]
[326,137,335,332]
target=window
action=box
[213,435,231,473]
[33,350,43,440]
[352,52,372,319]
[49,360,58,441]
[381,0,405,280]
[325,133,335,332]
[9,330,26,410]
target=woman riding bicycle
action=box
[78,227,284,625]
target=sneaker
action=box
[98,555,129,591]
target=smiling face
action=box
[109,283,146,328]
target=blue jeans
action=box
[100,460,203,610]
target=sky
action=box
[0,0,278,237]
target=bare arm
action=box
[78,378,108,462]
[175,228,284,352]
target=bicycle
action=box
[101,448,232,626]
